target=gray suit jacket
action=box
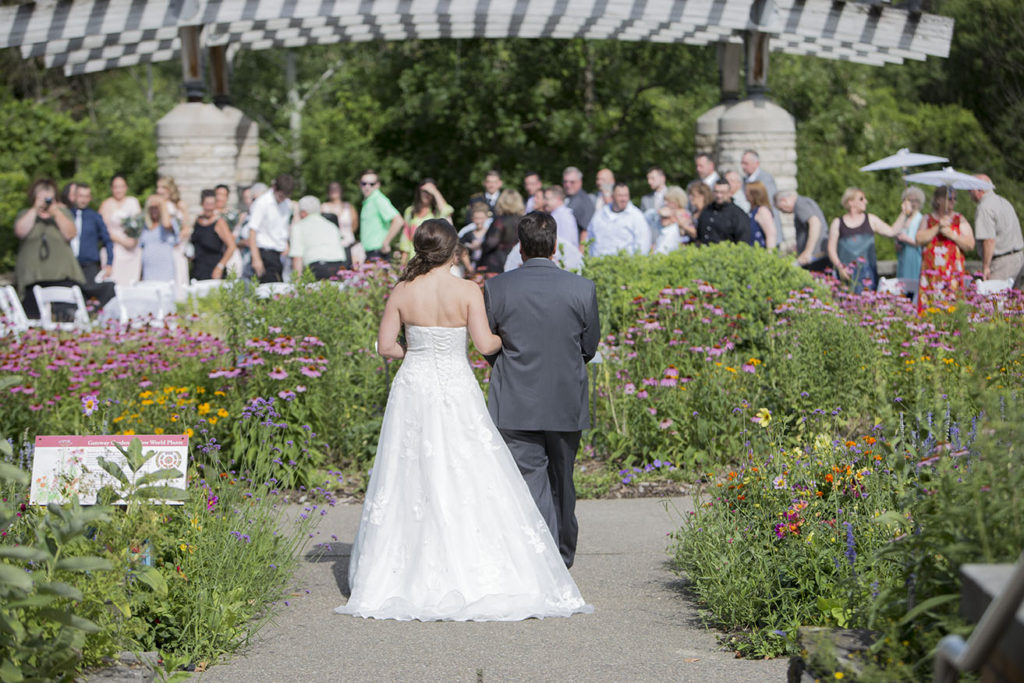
[484,258,600,431]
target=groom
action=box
[484,211,600,568]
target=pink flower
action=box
[648,407,657,416]
[742,364,756,373]
[659,419,673,429]
[268,366,289,380]
[299,366,322,379]
[636,390,649,399]
[623,383,636,395]
[295,385,307,393]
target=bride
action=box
[335,219,592,621]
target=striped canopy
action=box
[2,0,954,76]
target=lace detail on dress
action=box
[336,326,592,622]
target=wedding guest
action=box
[71,183,114,283]
[291,195,350,280]
[464,169,503,224]
[99,174,142,286]
[321,181,359,241]
[357,169,403,260]
[745,181,777,249]
[682,181,712,241]
[60,181,78,208]
[401,179,453,264]
[827,187,902,293]
[653,206,684,255]
[479,189,525,274]
[775,190,830,271]
[249,174,295,283]
[916,186,975,313]
[459,203,492,274]
[14,178,114,317]
[190,189,236,281]
[663,185,694,245]
[891,186,926,289]
[156,176,190,295]
[588,183,651,256]
[693,179,750,246]
[139,194,178,282]
[970,174,1024,285]
[523,171,543,212]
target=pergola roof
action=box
[1,0,954,76]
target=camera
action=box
[43,197,53,207]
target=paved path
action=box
[199,497,786,682]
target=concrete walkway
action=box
[199,497,786,682]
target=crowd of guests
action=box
[12,150,1022,318]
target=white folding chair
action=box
[877,277,903,295]
[113,284,166,326]
[133,281,177,319]
[0,285,35,338]
[187,279,226,314]
[976,279,1013,296]
[32,285,90,332]
[255,282,295,299]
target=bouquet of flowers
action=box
[122,213,146,239]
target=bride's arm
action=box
[377,289,406,360]
[467,286,502,355]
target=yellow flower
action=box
[170,414,179,422]
[208,417,218,426]
[154,427,164,434]
[113,415,124,423]
[198,402,211,416]
[214,390,226,397]
[141,399,154,406]
[754,407,771,427]
[189,515,202,530]
[163,386,176,394]
[196,387,206,394]
[122,429,135,435]
[185,428,194,438]
[180,543,187,552]
[217,408,229,418]
[139,390,153,399]
[725,366,736,373]
[835,673,845,680]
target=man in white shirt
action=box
[248,174,295,283]
[290,195,350,280]
[725,170,751,212]
[544,185,580,250]
[696,153,720,189]
[588,183,651,257]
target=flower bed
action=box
[2,251,1023,678]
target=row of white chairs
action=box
[3,277,342,337]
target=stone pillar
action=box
[156,103,260,217]
[715,98,798,245]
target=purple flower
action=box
[300,365,322,379]
[81,394,99,416]
[268,366,288,380]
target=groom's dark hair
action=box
[518,211,557,260]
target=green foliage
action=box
[583,244,816,342]
[0,450,115,681]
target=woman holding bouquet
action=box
[99,174,142,285]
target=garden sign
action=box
[30,435,188,505]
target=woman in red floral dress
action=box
[916,186,975,313]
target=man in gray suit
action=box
[484,211,601,569]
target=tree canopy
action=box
[0,0,1020,268]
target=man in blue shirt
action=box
[72,183,114,283]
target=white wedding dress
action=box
[335,325,592,621]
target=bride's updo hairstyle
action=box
[398,218,459,282]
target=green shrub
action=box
[583,244,817,344]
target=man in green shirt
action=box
[358,170,403,261]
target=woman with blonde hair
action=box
[827,187,902,293]
[476,188,524,274]
[139,194,178,282]
[157,176,191,295]
[682,181,713,241]
[891,186,927,287]
[745,181,777,249]
[916,186,975,313]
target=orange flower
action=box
[863,436,877,445]
[825,473,834,483]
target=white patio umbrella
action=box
[901,167,994,191]
[860,148,949,172]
